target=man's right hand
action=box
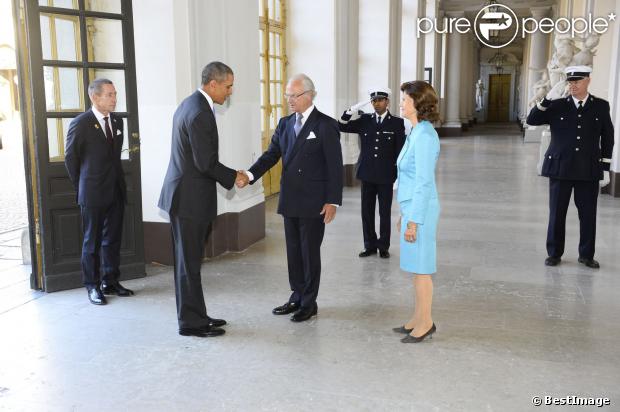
[236,170,249,188]
[545,81,568,101]
[349,100,369,113]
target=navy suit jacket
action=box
[65,109,126,207]
[527,95,614,181]
[158,91,237,223]
[339,110,405,184]
[249,107,343,218]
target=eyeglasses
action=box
[284,90,311,100]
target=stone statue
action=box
[570,33,600,66]
[475,79,484,111]
[547,34,577,88]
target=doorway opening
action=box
[0,0,40,313]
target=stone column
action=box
[442,11,464,135]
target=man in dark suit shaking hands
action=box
[238,74,343,322]
[159,62,248,337]
[65,78,133,306]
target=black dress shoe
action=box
[101,281,135,296]
[87,287,107,305]
[359,249,377,257]
[179,326,226,337]
[379,250,390,258]
[392,326,413,334]
[545,256,561,266]
[291,305,318,322]
[401,323,436,343]
[578,257,600,269]
[207,317,227,327]
[272,302,299,315]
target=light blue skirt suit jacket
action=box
[396,120,440,274]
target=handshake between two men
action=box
[235,170,249,188]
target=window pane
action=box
[85,0,122,14]
[40,15,52,60]
[48,117,75,162]
[260,109,265,132]
[90,69,126,112]
[275,58,281,81]
[47,118,60,160]
[259,29,264,54]
[39,0,78,8]
[58,67,81,109]
[55,16,80,60]
[86,18,124,63]
[119,118,129,160]
[269,57,274,80]
[40,14,80,61]
[275,33,280,55]
[275,0,281,21]
[44,66,83,111]
[269,32,274,54]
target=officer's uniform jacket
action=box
[339,110,405,184]
[527,94,614,181]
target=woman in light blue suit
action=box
[393,81,440,343]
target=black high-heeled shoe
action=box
[392,326,413,334]
[401,323,436,343]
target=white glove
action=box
[599,171,610,188]
[350,100,370,112]
[545,81,568,101]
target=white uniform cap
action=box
[368,87,391,100]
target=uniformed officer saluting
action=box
[527,65,614,269]
[339,88,405,258]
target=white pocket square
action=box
[307,132,317,140]
[116,129,122,135]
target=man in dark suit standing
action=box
[65,78,133,305]
[159,62,247,337]
[527,65,614,269]
[238,74,343,322]
[339,87,405,258]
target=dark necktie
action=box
[377,115,382,125]
[577,100,583,111]
[103,116,114,145]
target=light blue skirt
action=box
[399,200,439,274]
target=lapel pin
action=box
[95,124,100,129]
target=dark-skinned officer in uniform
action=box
[339,87,405,258]
[527,65,614,269]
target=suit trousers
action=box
[361,181,393,251]
[80,188,124,287]
[547,178,599,259]
[170,214,213,329]
[283,216,325,309]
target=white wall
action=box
[590,0,616,99]
[134,0,263,223]
[287,0,336,117]
[358,0,390,105]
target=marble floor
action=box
[0,123,619,411]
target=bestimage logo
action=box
[417,3,616,48]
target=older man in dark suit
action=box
[65,78,133,305]
[238,74,343,322]
[159,62,247,337]
[527,65,614,269]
